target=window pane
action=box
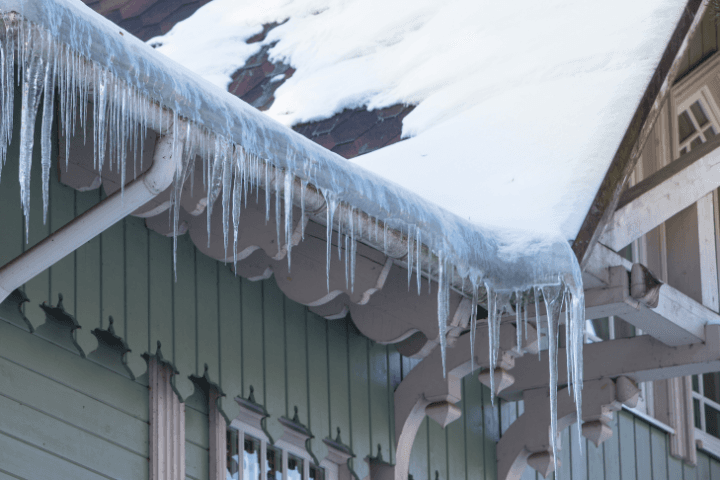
[680,146,688,156]
[695,398,702,429]
[706,403,720,439]
[288,453,304,480]
[310,465,325,480]
[691,136,704,150]
[678,111,697,143]
[693,375,700,393]
[705,126,716,139]
[266,447,283,480]
[704,372,720,403]
[244,435,261,480]
[691,101,710,127]
[227,429,240,480]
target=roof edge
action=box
[572,0,705,267]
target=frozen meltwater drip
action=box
[19,53,44,241]
[275,166,281,257]
[469,280,479,374]
[543,285,563,477]
[437,251,449,377]
[300,179,308,240]
[322,190,338,292]
[40,31,56,224]
[416,228,422,295]
[0,17,17,185]
[485,283,497,403]
[515,291,522,352]
[284,169,294,271]
[534,287,542,360]
[407,225,414,290]
[232,145,243,268]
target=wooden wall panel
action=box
[306,311,330,461]
[262,277,287,441]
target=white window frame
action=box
[228,396,337,480]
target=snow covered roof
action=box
[151,0,688,240]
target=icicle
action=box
[40,33,56,224]
[485,283,497,403]
[469,280,479,374]
[264,161,270,224]
[535,287,542,360]
[275,168,282,257]
[350,211,356,293]
[285,170,294,271]
[542,285,563,477]
[323,190,338,292]
[416,228,422,295]
[437,251,449,377]
[407,225,414,290]
[515,290,522,352]
[18,53,45,240]
[337,207,343,261]
[523,295,528,340]
[221,135,233,260]
[300,179,308,240]
[343,235,350,290]
[0,17,17,183]
[206,135,225,248]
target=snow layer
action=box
[153,0,687,239]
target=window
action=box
[675,88,720,157]
[229,391,334,480]
[692,373,720,453]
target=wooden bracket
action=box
[34,293,84,357]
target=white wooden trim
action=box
[696,429,720,459]
[148,357,186,480]
[698,193,719,311]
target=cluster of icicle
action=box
[0,15,584,473]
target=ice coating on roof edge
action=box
[1,4,586,471]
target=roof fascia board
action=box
[573,0,706,267]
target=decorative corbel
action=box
[34,294,84,357]
[365,444,395,480]
[393,322,524,480]
[323,428,356,480]
[497,376,640,480]
[0,288,32,332]
[88,316,134,379]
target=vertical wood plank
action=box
[698,451,711,480]
[427,420,447,480]
[327,320,350,448]
[569,426,587,480]
[284,297,308,427]
[263,277,286,441]
[369,340,390,464]
[306,311,330,462]
[74,189,102,355]
[702,11,717,58]
[710,456,720,480]
[667,451,683,480]
[462,376,484,480]
[684,459,698,480]
[689,21,704,68]
[196,250,220,383]
[124,216,150,378]
[48,156,76,318]
[241,278,264,404]
[618,412,636,480]
[602,413,620,480]
[586,436,604,480]
[387,347,401,464]
[634,419,652,480]
[482,384,498,480]
[101,219,125,337]
[649,427,668,480]
[446,398,466,480]
[555,429,570,480]
[218,264,242,421]
[347,323,370,480]
[148,232,174,385]
[173,233,197,401]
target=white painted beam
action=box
[600,135,720,251]
[500,324,720,401]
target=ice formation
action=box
[0,0,587,469]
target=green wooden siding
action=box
[0,106,500,479]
